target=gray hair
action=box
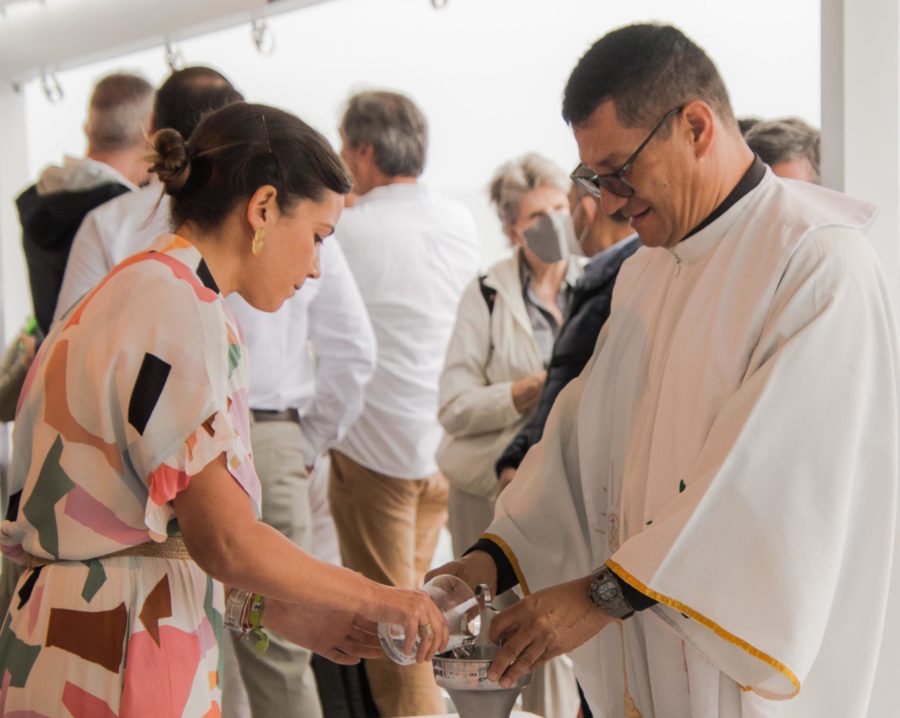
[85,73,155,152]
[745,117,820,182]
[340,91,428,177]
[488,153,571,229]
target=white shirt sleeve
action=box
[298,239,377,463]
[55,208,110,323]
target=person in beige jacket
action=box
[437,153,582,718]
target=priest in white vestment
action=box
[429,24,899,718]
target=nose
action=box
[598,187,629,216]
[308,244,321,279]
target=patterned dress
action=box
[0,235,260,717]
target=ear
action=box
[578,195,598,225]
[681,100,716,160]
[245,185,279,230]
[352,143,375,165]
[504,223,524,248]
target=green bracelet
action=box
[248,594,269,653]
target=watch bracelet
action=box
[590,565,635,620]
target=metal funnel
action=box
[432,645,529,718]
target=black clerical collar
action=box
[683,155,767,241]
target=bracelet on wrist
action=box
[247,593,269,653]
[224,588,252,635]
[223,588,269,653]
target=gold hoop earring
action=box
[252,227,265,256]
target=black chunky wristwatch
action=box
[589,565,634,619]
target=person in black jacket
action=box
[495,181,637,491]
[16,73,154,334]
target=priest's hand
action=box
[487,576,613,688]
[425,550,498,597]
[262,597,383,665]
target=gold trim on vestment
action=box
[606,559,801,698]
[480,532,531,596]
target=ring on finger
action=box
[418,623,434,639]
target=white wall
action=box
[2,0,821,336]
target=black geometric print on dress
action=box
[128,353,171,435]
[16,565,43,610]
[196,259,220,293]
[5,489,20,521]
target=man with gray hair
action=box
[16,72,154,334]
[329,90,480,717]
[745,117,820,183]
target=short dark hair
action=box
[85,73,154,151]
[340,91,428,177]
[153,67,244,139]
[745,118,820,182]
[738,117,762,136]
[149,102,352,230]
[562,24,735,132]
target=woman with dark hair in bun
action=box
[0,102,447,715]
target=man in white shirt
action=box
[328,90,480,717]
[431,23,899,718]
[58,69,377,718]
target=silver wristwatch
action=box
[589,566,634,619]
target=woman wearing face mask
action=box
[0,102,447,716]
[436,153,582,718]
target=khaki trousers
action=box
[328,450,449,718]
[227,419,322,718]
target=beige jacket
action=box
[437,251,580,498]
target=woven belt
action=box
[27,535,191,569]
[251,408,301,424]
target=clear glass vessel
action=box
[378,574,481,665]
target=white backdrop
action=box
[4,0,820,332]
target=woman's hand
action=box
[175,454,442,663]
[362,583,449,663]
[262,598,382,665]
[511,370,547,414]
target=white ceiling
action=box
[0,0,330,85]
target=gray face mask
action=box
[523,212,576,264]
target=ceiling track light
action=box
[40,69,63,103]
[251,16,275,55]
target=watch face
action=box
[591,568,632,619]
[597,581,619,603]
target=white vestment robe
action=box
[486,170,899,718]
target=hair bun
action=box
[149,128,190,194]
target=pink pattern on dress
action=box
[26,585,44,636]
[148,464,190,507]
[64,486,148,546]
[120,625,202,718]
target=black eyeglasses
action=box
[571,105,684,199]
